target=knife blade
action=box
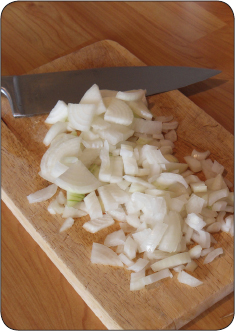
[1,66,221,117]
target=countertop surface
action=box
[1,2,234,330]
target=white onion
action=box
[84,191,103,219]
[62,205,88,218]
[188,245,202,259]
[118,253,135,267]
[68,103,96,132]
[127,258,149,272]
[43,122,69,146]
[83,214,115,233]
[151,252,191,272]
[203,247,223,264]
[91,243,123,266]
[116,89,145,102]
[79,84,106,115]
[177,271,203,287]
[45,100,68,124]
[104,229,126,247]
[104,98,133,126]
[128,100,153,120]
[59,217,74,233]
[124,236,138,260]
[27,184,57,203]
[48,199,64,214]
[55,160,102,194]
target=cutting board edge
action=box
[1,188,123,331]
[2,187,234,330]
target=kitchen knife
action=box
[1,66,221,117]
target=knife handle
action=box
[1,76,22,117]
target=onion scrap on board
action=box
[27,84,234,291]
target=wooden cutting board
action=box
[1,40,234,330]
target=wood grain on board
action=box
[1,39,234,330]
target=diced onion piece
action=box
[157,211,182,253]
[43,122,69,146]
[139,223,168,253]
[126,214,142,228]
[130,269,146,291]
[133,118,162,134]
[156,173,188,189]
[59,217,74,232]
[201,247,215,257]
[45,100,68,124]
[118,253,134,267]
[68,103,96,131]
[128,100,153,120]
[62,205,87,218]
[186,194,205,214]
[190,182,207,193]
[164,129,177,142]
[107,206,126,222]
[79,84,106,115]
[184,156,202,172]
[40,135,81,182]
[177,271,203,287]
[151,252,191,272]
[84,191,103,219]
[203,247,223,264]
[116,89,145,102]
[83,214,115,233]
[212,160,224,175]
[162,121,178,131]
[55,160,101,194]
[191,149,210,161]
[104,229,126,247]
[185,213,206,231]
[27,184,57,203]
[97,185,119,211]
[56,191,66,205]
[208,188,229,206]
[191,230,211,248]
[104,98,133,126]
[110,156,123,183]
[188,245,202,259]
[48,199,64,214]
[127,258,149,272]
[124,236,138,260]
[91,243,123,266]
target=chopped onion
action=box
[55,160,102,194]
[127,258,149,272]
[188,245,202,259]
[45,100,68,124]
[177,271,203,287]
[104,98,133,126]
[151,252,191,272]
[28,84,234,292]
[27,184,57,203]
[104,229,126,247]
[43,121,69,146]
[84,191,103,219]
[59,217,74,233]
[83,214,115,233]
[79,84,106,115]
[203,247,223,264]
[91,243,123,267]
